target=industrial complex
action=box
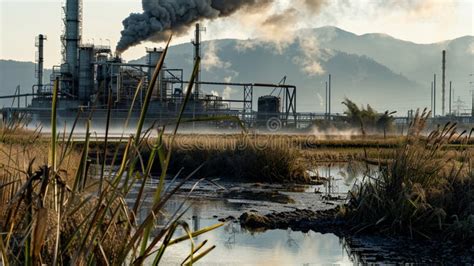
[0,0,303,131]
[0,0,472,131]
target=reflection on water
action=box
[313,162,375,196]
[131,163,371,265]
[160,199,352,265]
[126,162,467,265]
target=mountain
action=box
[0,60,52,108]
[142,27,472,113]
[307,26,474,86]
[133,37,428,113]
[2,27,472,114]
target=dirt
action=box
[223,190,295,204]
[238,208,474,264]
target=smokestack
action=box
[328,74,331,120]
[325,81,328,120]
[193,23,202,99]
[442,50,446,116]
[63,0,81,95]
[433,74,436,117]
[449,81,452,115]
[431,82,433,117]
[35,34,46,94]
[471,90,474,118]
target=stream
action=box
[124,162,472,265]
[126,163,363,265]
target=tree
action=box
[342,98,396,136]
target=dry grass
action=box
[157,134,310,183]
[147,133,472,183]
[346,110,474,243]
[1,42,223,265]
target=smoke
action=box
[204,76,235,99]
[310,127,362,140]
[373,0,448,18]
[202,41,231,71]
[117,0,272,52]
[301,0,327,13]
[293,35,325,76]
[222,76,233,99]
[469,42,474,55]
[117,0,330,53]
[117,0,330,77]
[235,0,329,74]
[256,7,300,52]
[316,93,324,107]
[234,0,328,52]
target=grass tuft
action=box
[346,109,474,242]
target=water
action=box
[125,162,371,265]
[122,162,472,265]
[309,162,376,196]
[159,199,353,265]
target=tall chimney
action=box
[471,90,474,118]
[325,81,328,120]
[35,34,47,94]
[431,82,433,117]
[442,50,446,116]
[193,23,201,99]
[433,74,437,117]
[328,74,332,120]
[64,0,81,95]
[449,81,452,115]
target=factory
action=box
[0,0,303,131]
[2,0,471,131]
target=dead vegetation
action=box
[161,135,311,183]
[346,110,474,243]
[1,40,223,265]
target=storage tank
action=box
[95,54,108,86]
[78,46,94,103]
[257,95,281,125]
[147,48,165,100]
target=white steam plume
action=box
[202,41,231,71]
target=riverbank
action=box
[139,133,472,184]
[2,116,473,264]
[238,207,474,264]
[238,114,474,263]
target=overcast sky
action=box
[1,0,473,68]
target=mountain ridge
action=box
[1,26,472,113]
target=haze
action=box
[1,0,473,68]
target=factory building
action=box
[0,0,300,131]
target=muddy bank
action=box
[238,208,474,264]
[239,208,343,233]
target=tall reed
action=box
[0,36,223,265]
[347,109,474,242]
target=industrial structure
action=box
[0,0,304,131]
[0,0,473,131]
[429,51,474,126]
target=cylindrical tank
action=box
[257,95,281,126]
[147,48,165,100]
[95,54,108,85]
[258,96,280,113]
[64,0,80,95]
[78,46,94,103]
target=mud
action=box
[238,208,474,264]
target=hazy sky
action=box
[1,0,473,68]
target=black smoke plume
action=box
[116,0,271,52]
